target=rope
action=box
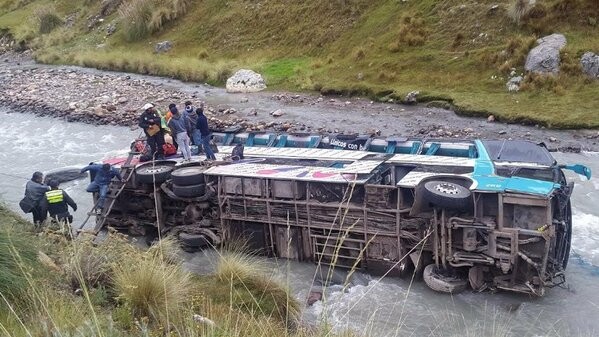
[0,172,29,181]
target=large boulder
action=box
[524,33,567,74]
[226,69,267,93]
[580,52,599,79]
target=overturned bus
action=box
[96,136,591,296]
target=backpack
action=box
[163,143,177,156]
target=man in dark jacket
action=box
[40,179,77,224]
[21,171,50,224]
[80,163,123,212]
[196,106,216,160]
[181,101,196,137]
[186,101,201,145]
[138,103,165,160]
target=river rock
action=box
[226,69,267,93]
[525,34,567,74]
[154,41,172,54]
[117,96,128,104]
[105,22,117,36]
[99,95,111,104]
[506,76,523,92]
[580,52,599,79]
[271,109,284,117]
[306,291,322,306]
[404,91,419,104]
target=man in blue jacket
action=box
[167,103,192,161]
[80,163,123,212]
[196,107,216,160]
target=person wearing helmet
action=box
[138,103,165,160]
[40,179,77,224]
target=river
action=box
[0,107,597,336]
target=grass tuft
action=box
[113,255,192,322]
[33,6,62,34]
[0,226,38,304]
[507,0,534,25]
[119,0,191,41]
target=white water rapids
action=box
[0,108,597,336]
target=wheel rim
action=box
[139,166,170,174]
[434,183,459,195]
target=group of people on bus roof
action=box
[138,100,216,162]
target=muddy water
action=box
[0,108,598,336]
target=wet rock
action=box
[549,136,558,142]
[506,76,523,92]
[580,52,599,79]
[498,130,507,135]
[487,115,495,122]
[226,69,267,93]
[240,97,249,103]
[270,109,284,117]
[154,41,173,54]
[307,291,322,306]
[117,96,128,104]
[404,91,419,104]
[525,34,567,74]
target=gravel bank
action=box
[1,51,597,152]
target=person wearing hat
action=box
[138,103,166,160]
[20,171,50,225]
[167,103,193,161]
[40,179,77,224]
[80,163,123,212]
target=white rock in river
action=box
[226,69,267,93]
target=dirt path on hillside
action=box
[1,51,597,152]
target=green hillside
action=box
[1,0,598,128]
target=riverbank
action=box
[0,204,343,336]
[1,51,598,152]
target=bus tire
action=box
[422,180,471,210]
[423,264,467,294]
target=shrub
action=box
[387,41,401,53]
[113,256,192,322]
[64,239,111,290]
[33,7,63,34]
[396,15,428,47]
[197,49,209,59]
[0,227,38,304]
[215,250,300,324]
[147,236,182,265]
[352,47,365,61]
[507,0,533,25]
[119,0,153,41]
[119,0,192,42]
